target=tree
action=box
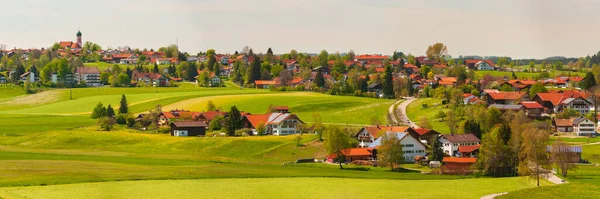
[97,116,116,131]
[529,82,548,98]
[383,65,394,98]
[580,72,597,90]
[485,107,504,131]
[247,56,262,84]
[479,125,515,177]
[106,104,115,117]
[256,122,266,136]
[295,134,303,147]
[555,108,581,119]
[206,100,216,111]
[436,111,447,121]
[115,73,131,87]
[445,111,459,134]
[430,136,444,162]
[209,115,224,130]
[315,70,325,88]
[324,126,354,169]
[225,106,243,136]
[511,71,518,79]
[551,139,577,178]
[420,117,433,129]
[519,127,551,186]
[377,133,404,171]
[426,43,448,62]
[91,103,107,119]
[313,113,325,141]
[119,94,128,114]
[529,61,535,70]
[197,71,209,87]
[463,120,482,139]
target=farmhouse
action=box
[158,110,199,126]
[546,145,582,163]
[458,144,480,158]
[170,121,207,137]
[438,134,481,157]
[486,92,527,105]
[243,113,304,136]
[557,97,592,115]
[132,71,169,87]
[553,118,574,133]
[406,127,440,144]
[367,132,426,163]
[520,101,545,117]
[194,110,228,124]
[354,125,409,148]
[572,117,596,136]
[326,148,373,163]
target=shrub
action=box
[126,117,136,127]
[116,114,128,125]
[157,126,171,134]
[422,104,428,108]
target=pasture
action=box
[405,98,456,133]
[0,177,540,199]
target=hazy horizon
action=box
[2,0,599,59]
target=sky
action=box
[1,0,599,59]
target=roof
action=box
[171,121,207,128]
[546,145,582,153]
[573,117,593,125]
[490,104,524,111]
[412,128,432,136]
[521,101,544,109]
[440,134,480,143]
[327,148,373,159]
[245,114,270,128]
[483,89,500,94]
[245,113,303,127]
[488,92,526,100]
[360,125,409,139]
[458,144,481,153]
[554,119,573,127]
[535,93,565,106]
[199,111,227,121]
[368,132,409,148]
[255,80,278,85]
[355,54,388,60]
[76,67,100,74]
[272,106,289,111]
[443,157,477,163]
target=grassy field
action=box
[405,98,457,133]
[0,177,540,199]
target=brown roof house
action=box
[439,134,481,157]
[170,121,208,137]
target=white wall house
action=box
[75,67,102,87]
[368,132,427,163]
[245,113,304,136]
[439,134,481,157]
[354,126,409,148]
[20,71,37,83]
[558,97,592,115]
[573,117,596,136]
[476,61,495,71]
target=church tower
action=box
[76,30,82,48]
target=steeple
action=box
[76,29,82,48]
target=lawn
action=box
[405,98,455,133]
[161,92,394,125]
[0,177,540,199]
[0,85,27,103]
[0,114,93,135]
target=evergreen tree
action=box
[119,94,128,114]
[247,56,262,84]
[392,51,399,61]
[153,63,159,73]
[463,120,482,139]
[580,72,597,90]
[315,70,325,88]
[106,104,115,117]
[90,103,107,119]
[267,47,273,55]
[415,59,421,68]
[225,106,243,136]
[383,65,394,98]
[511,71,517,79]
[430,136,444,162]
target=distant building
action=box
[438,134,481,157]
[368,132,427,163]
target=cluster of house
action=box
[476,89,598,136]
[329,124,585,173]
[325,125,481,173]
[139,106,306,137]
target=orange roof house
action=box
[442,157,477,174]
[326,148,373,162]
[486,92,527,105]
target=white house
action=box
[439,134,481,157]
[557,97,592,115]
[476,61,495,71]
[75,67,103,87]
[0,73,6,83]
[210,75,221,87]
[19,71,38,83]
[368,132,427,163]
[244,113,304,136]
[354,126,409,148]
[573,117,596,136]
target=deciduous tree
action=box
[519,127,551,186]
[426,43,448,62]
[377,133,404,171]
[551,139,577,178]
[324,126,354,169]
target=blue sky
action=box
[1,0,599,58]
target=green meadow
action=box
[0,83,598,198]
[0,177,540,199]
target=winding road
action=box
[388,97,418,128]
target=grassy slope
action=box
[0,177,539,199]
[405,98,456,133]
[162,92,393,125]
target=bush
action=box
[422,104,428,108]
[126,117,136,127]
[116,114,128,125]
[157,126,171,134]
